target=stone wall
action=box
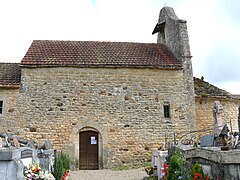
[158,7,191,62]
[195,96,240,137]
[157,7,195,130]
[0,88,22,133]
[1,68,239,169]
[13,67,195,168]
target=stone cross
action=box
[213,101,223,136]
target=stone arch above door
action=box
[70,120,108,144]
[67,120,108,169]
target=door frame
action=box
[79,127,102,170]
[68,121,107,169]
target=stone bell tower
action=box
[153,7,196,130]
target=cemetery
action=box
[0,134,70,180]
[150,101,240,180]
[0,5,240,180]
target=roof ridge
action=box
[32,39,164,46]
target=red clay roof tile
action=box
[21,40,181,68]
[0,63,21,88]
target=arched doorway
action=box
[79,130,99,170]
[68,121,107,170]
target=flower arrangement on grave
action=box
[190,162,211,180]
[62,170,70,180]
[193,173,211,180]
[24,162,55,180]
[144,163,157,180]
[161,162,169,180]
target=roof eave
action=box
[0,84,20,89]
[20,64,183,70]
[194,94,240,100]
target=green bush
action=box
[166,150,187,180]
[62,152,71,171]
[53,151,71,180]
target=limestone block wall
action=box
[0,88,21,132]
[16,67,195,168]
[195,97,240,137]
[157,7,195,130]
[158,7,191,61]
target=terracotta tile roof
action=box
[21,40,181,68]
[194,77,231,97]
[0,63,21,88]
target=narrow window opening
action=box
[0,101,3,114]
[159,22,166,43]
[163,102,170,118]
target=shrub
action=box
[166,150,187,180]
[53,151,71,180]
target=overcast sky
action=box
[0,0,240,94]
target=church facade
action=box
[0,7,196,169]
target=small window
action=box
[159,22,166,43]
[163,102,170,118]
[0,101,3,114]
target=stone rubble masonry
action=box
[1,74,239,169]
[157,7,195,130]
[195,97,240,138]
[0,67,194,168]
[0,88,21,132]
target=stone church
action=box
[1,6,238,170]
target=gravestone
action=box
[200,134,215,147]
[213,101,223,136]
[21,148,35,167]
[37,149,54,172]
[0,147,37,180]
[152,150,168,180]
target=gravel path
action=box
[70,168,148,180]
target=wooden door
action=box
[79,131,99,170]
